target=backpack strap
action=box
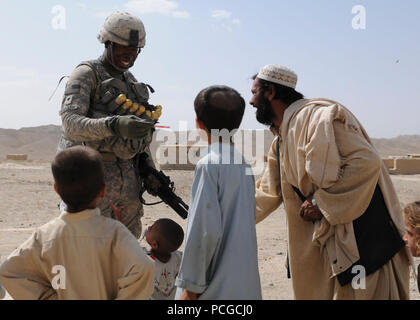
[76,60,101,104]
[276,137,305,202]
[275,136,292,279]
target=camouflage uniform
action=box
[57,52,154,238]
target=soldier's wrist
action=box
[105,116,120,136]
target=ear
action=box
[54,183,59,195]
[196,118,209,141]
[150,240,159,251]
[267,85,276,102]
[195,118,206,131]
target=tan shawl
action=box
[256,98,410,299]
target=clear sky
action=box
[0,0,419,138]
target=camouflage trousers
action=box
[98,158,143,238]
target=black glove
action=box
[106,115,154,139]
[143,173,161,196]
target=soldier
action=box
[57,12,157,238]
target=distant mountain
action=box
[0,125,419,161]
[370,135,420,157]
[0,125,62,161]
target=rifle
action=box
[135,152,189,219]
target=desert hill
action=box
[370,135,420,157]
[0,125,419,161]
[0,125,62,161]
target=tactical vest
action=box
[79,59,152,118]
[79,59,155,156]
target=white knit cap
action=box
[257,64,298,89]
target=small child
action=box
[0,146,154,300]
[143,218,184,300]
[175,85,262,300]
[402,201,420,292]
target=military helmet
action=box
[97,12,146,48]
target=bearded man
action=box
[251,64,411,299]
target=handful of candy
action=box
[115,93,162,121]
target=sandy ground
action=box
[0,160,419,300]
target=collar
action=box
[279,98,308,138]
[59,208,101,222]
[99,52,126,78]
[209,140,234,149]
[208,141,236,157]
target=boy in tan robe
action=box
[0,146,154,300]
[251,64,411,300]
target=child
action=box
[402,201,420,292]
[0,146,154,300]
[144,219,184,300]
[175,85,262,300]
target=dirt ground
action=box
[0,160,419,300]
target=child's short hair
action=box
[52,146,105,212]
[194,85,245,132]
[154,218,184,253]
[402,201,420,253]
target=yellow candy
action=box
[136,105,146,116]
[145,110,152,118]
[151,111,160,120]
[130,103,139,113]
[155,105,162,111]
[122,99,133,109]
[115,94,126,105]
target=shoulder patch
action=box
[59,105,81,116]
[65,81,82,95]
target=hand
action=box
[143,174,161,197]
[106,115,154,139]
[299,195,323,222]
[178,290,198,300]
[109,200,124,222]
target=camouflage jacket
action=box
[57,53,154,159]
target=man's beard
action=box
[255,97,275,126]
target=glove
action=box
[106,115,154,139]
[143,173,161,196]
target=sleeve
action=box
[114,227,155,300]
[60,65,115,142]
[175,163,222,294]
[0,232,56,300]
[89,134,153,159]
[255,138,283,224]
[311,117,381,226]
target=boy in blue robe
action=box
[175,85,262,300]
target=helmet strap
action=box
[108,42,130,73]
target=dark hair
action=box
[154,218,184,253]
[51,146,105,212]
[194,85,245,132]
[252,74,304,106]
